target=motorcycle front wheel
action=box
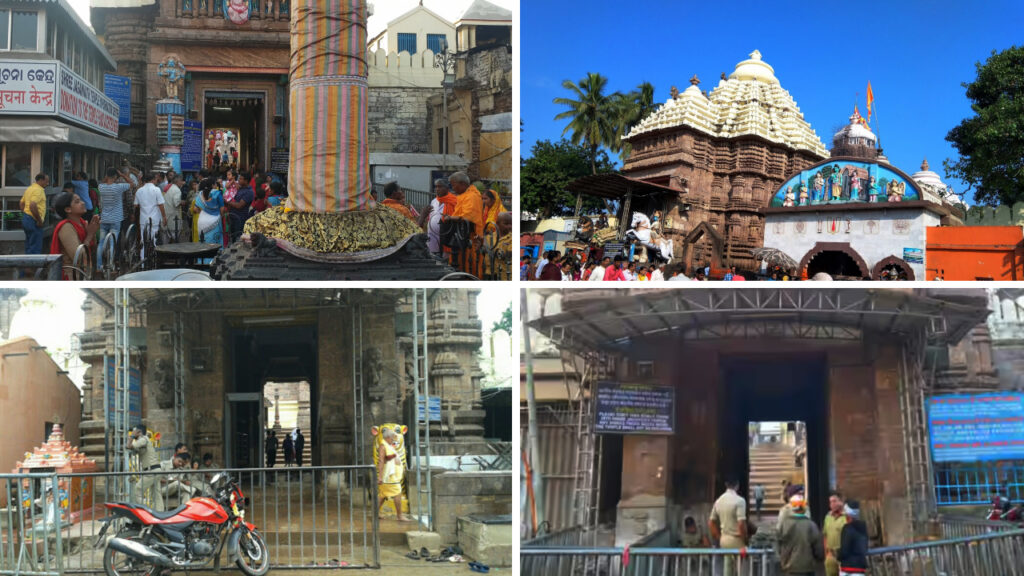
[103,529,157,576]
[235,529,270,576]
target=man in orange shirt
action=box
[379,182,416,221]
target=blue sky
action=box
[521,0,1023,205]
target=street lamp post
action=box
[434,41,456,172]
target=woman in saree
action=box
[51,191,100,280]
[191,178,226,246]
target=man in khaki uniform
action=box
[129,424,164,511]
[709,477,748,576]
[823,491,848,576]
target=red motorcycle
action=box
[97,473,269,576]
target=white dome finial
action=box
[749,50,762,61]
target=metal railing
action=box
[522,525,582,548]
[0,255,62,281]
[938,514,1022,538]
[520,547,623,576]
[867,528,1024,576]
[1,473,65,576]
[519,546,775,576]
[2,466,380,575]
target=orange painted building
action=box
[926,226,1024,280]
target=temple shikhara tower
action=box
[622,50,828,271]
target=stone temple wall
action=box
[368,87,443,155]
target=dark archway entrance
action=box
[801,243,870,280]
[719,354,830,522]
[872,256,915,281]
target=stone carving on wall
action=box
[363,347,386,401]
[866,220,879,235]
[157,55,186,100]
[795,221,806,235]
[193,409,219,439]
[151,358,174,409]
[893,219,911,235]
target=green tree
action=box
[553,72,618,174]
[521,139,614,219]
[492,304,512,335]
[611,81,658,161]
[944,46,1024,205]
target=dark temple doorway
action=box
[719,355,830,524]
[226,319,318,469]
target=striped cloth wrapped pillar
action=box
[285,0,374,213]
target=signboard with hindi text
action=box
[928,393,1024,462]
[0,60,58,115]
[594,381,675,434]
[103,74,131,126]
[181,120,203,172]
[1,59,119,137]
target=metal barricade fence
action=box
[520,547,623,576]
[938,514,1021,538]
[520,546,775,576]
[4,466,380,575]
[1,473,64,576]
[522,526,583,548]
[866,528,1024,576]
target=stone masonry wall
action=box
[431,471,512,544]
[368,88,442,155]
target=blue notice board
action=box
[103,74,131,126]
[417,396,441,422]
[105,358,142,427]
[928,393,1024,462]
[181,120,203,172]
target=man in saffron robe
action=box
[448,171,484,275]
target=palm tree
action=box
[612,82,658,160]
[553,72,617,175]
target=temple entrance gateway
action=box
[204,91,267,171]
[226,320,318,469]
[526,289,991,548]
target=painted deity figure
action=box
[797,182,809,206]
[887,180,906,202]
[868,176,878,203]
[226,0,250,24]
[782,186,795,207]
[850,174,861,201]
[829,165,843,201]
[157,56,186,100]
[371,424,409,519]
[813,172,825,203]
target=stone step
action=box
[80,420,107,433]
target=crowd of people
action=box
[264,428,305,468]
[376,171,514,280]
[18,161,288,279]
[19,162,515,280]
[521,251,759,282]
[706,480,868,576]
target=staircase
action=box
[748,441,803,516]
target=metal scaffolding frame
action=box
[173,311,186,449]
[108,288,132,497]
[411,288,433,529]
[901,326,938,535]
[352,304,365,471]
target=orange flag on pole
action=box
[866,81,874,123]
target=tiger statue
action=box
[371,424,409,516]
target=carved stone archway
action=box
[871,255,916,281]
[683,221,724,271]
[798,242,871,279]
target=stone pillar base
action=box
[615,493,668,547]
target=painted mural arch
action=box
[798,242,871,280]
[871,255,916,281]
[770,157,922,208]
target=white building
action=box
[762,108,962,280]
[367,2,455,56]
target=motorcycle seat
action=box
[128,503,190,521]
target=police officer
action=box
[129,424,164,511]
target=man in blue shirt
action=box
[72,171,93,218]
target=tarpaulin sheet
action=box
[285,0,374,213]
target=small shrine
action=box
[14,424,99,524]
